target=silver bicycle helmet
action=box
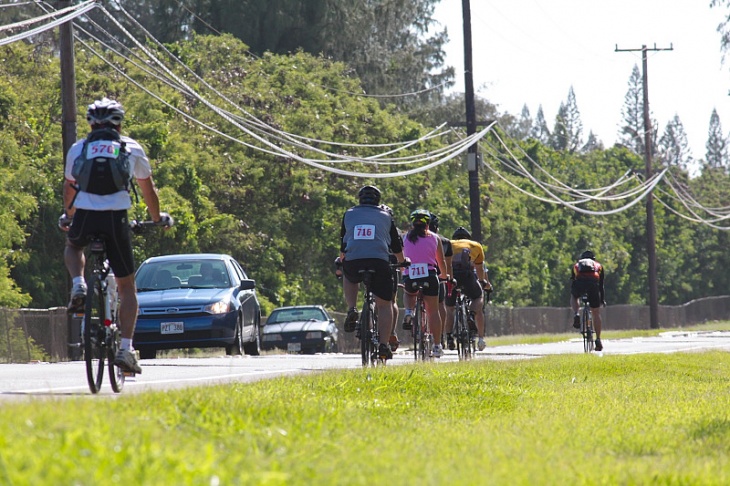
[86,98,125,126]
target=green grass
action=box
[3,347,730,484]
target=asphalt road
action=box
[2,330,730,399]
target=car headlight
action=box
[305,332,322,339]
[262,334,282,342]
[204,300,230,314]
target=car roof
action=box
[271,305,326,311]
[141,253,232,264]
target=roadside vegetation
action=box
[3,341,730,484]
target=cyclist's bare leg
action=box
[375,295,393,346]
[390,299,398,335]
[63,241,86,279]
[342,277,359,310]
[470,297,485,338]
[438,299,447,332]
[444,305,455,334]
[424,295,442,345]
[591,307,602,338]
[403,291,416,311]
[116,274,139,340]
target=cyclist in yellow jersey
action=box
[444,227,492,351]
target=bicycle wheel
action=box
[413,303,422,361]
[84,278,105,393]
[359,300,371,367]
[421,303,432,361]
[456,303,471,361]
[107,323,125,393]
[582,305,593,353]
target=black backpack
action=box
[71,128,132,196]
[452,248,472,275]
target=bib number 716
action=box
[353,224,375,240]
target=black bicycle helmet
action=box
[86,98,125,126]
[452,226,471,240]
[428,212,439,232]
[580,250,595,260]
[358,185,381,205]
[410,209,430,225]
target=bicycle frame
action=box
[406,280,432,362]
[84,237,125,394]
[452,284,475,360]
[358,269,381,367]
[580,294,594,353]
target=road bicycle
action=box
[357,261,409,367]
[81,220,161,394]
[451,282,476,361]
[405,279,433,362]
[580,293,595,353]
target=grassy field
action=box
[3,325,730,485]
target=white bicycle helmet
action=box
[86,98,125,126]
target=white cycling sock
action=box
[72,276,86,286]
[121,338,133,351]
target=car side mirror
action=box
[239,279,255,291]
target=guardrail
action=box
[2,295,730,362]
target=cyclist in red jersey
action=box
[570,250,606,351]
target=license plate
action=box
[161,322,184,334]
[287,342,301,352]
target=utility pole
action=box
[615,43,673,329]
[461,0,482,242]
[58,0,77,158]
[58,0,78,359]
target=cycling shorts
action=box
[402,271,439,297]
[571,279,601,308]
[342,258,395,301]
[67,209,136,278]
[445,270,483,306]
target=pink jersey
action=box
[403,232,439,276]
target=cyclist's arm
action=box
[388,221,403,254]
[62,178,76,216]
[599,267,606,303]
[136,176,162,222]
[435,237,447,279]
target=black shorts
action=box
[438,280,446,303]
[445,270,483,306]
[571,279,601,308]
[343,258,395,301]
[402,271,439,297]
[67,209,136,278]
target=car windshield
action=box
[267,308,326,324]
[136,260,230,290]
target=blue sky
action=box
[434,0,730,164]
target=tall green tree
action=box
[704,108,728,171]
[550,87,583,153]
[658,114,692,171]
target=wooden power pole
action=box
[615,43,673,329]
[58,0,77,158]
[461,0,482,242]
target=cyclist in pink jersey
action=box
[401,209,448,357]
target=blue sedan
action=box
[133,254,261,359]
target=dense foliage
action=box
[0,34,728,317]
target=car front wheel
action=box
[225,316,244,356]
[243,319,260,356]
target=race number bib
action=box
[353,224,376,240]
[86,140,121,159]
[409,263,428,278]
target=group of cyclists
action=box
[338,185,493,361]
[339,184,608,361]
[59,96,608,376]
